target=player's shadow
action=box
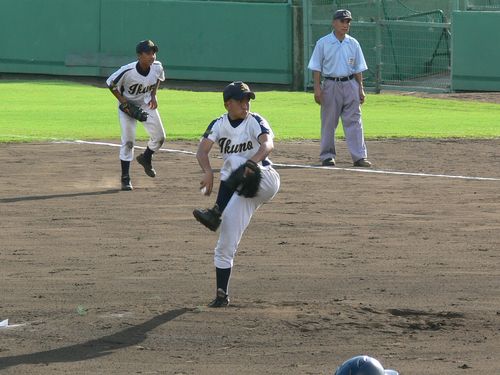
[0,308,189,370]
[0,189,121,203]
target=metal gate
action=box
[302,0,497,92]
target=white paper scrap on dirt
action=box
[0,319,26,329]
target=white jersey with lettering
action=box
[106,61,165,106]
[204,112,274,181]
[106,61,166,162]
[203,111,280,269]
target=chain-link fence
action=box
[465,0,500,9]
[303,0,500,92]
[199,0,292,2]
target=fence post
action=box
[302,0,311,91]
[374,0,383,93]
[292,4,304,91]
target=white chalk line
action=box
[273,163,500,181]
[56,140,500,182]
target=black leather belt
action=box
[325,74,354,82]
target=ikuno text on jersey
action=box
[128,83,157,95]
[218,138,254,154]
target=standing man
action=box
[193,81,280,307]
[308,9,372,168]
[106,39,167,191]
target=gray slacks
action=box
[320,78,367,162]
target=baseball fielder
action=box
[106,39,166,191]
[193,81,280,307]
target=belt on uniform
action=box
[325,74,354,82]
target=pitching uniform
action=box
[308,13,369,165]
[205,113,280,270]
[106,60,166,162]
[194,81,280,307]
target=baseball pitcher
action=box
[193,81,280,307]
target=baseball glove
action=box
[119,102,148,122]
[225,160,262,198]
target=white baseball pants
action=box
[118,106,166,161]
[214,167,280,269]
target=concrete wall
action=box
[0,0,292,84]
[452,11,500,91]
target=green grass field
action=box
[0,80,499,142]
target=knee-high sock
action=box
[215,267,231,294]
[121,160,130,177]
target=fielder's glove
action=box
[225,160,262,198]
[119,102,148,122]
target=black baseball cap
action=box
[136,40,159,54]
[334,9,352,20]
[223,81,256,102]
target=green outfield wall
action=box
[0,0,292,84]
[452,11,500,91]
[0,0,102,76]
[2,0,500,92]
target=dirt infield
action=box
[0,139,499,375]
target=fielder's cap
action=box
[136,40,159,54]
[223,81,256,102]
[334,9,352,20]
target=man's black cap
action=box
[223,81,256,102]
[136,40,159,54]
[334,9,352,20]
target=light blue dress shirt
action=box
[308,32,368,77]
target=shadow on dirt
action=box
[0,308,189,370]
[0,189,121,203]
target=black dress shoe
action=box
[353,158,372,168]
[321,158,335,166]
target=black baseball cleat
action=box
[136,153,156,177]
[208,288,230,308]
[193,205,222,232]
[121,175,133,191]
